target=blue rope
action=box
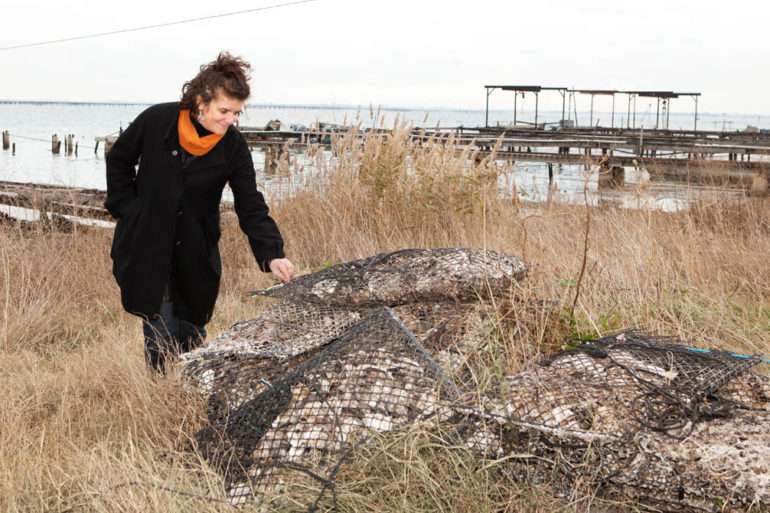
[683,345,770,365]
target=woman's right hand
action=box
[269,258,295,283]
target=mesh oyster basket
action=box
[195,307,459,508]
[251,248,527,306]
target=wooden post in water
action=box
[104,136,116,156]
[264,144,279,174]
[599,165,625,189]
[12,143,15,156]
[2,130,9,150]
[52,134,61,154]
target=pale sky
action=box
[1,0,768,114]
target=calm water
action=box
[0,102,762,216]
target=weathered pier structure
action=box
[483,84,702,130]
[237,124,770,173]
[233,85,767,174]
[0,180,238,231]
[0,180,109,219]
[56,84,769,187]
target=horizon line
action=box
[0,99,766,118]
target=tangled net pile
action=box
[180,248,770,512]
[464,331,770,511]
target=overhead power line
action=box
[0,0,320,51]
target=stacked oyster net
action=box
[182,248,525,413]
[182,302,365,416]
[256,247,528,306]
[196,308,459,507]
[501,331,763,436]
[181,248,770,512]
[460,331,770,511]
[181,248,526,505]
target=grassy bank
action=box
[1,128,769,512]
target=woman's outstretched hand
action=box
[269,258,295,283]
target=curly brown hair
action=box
[180,52,251,115]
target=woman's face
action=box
[197,91,244,135]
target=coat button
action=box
[172,150,178,156]
[175,241,182,246]
[177,210,183,216]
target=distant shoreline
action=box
[1,99,764,118]
[0,99,481,113]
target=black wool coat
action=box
[105,102,285,326]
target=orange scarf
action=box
[178,109,223,156]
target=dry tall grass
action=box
[1,126,769,512]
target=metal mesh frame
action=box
[499,330,764,437]
[181,301,478,418]
[187,317,770,511]
[178,239,770,511]
[588,331,762,406]
[253,248,527,307]
[195,308,458,507]
[180,301,366,414]
[455,406,770,512]
[466,331,770,511]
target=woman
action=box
[105,52,294,372]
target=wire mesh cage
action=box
[467,330,770,511]
[252,248,527,307]
[181,301,480,419]
[179,244,770,512]
[493,330,764,438]
[589,331,764,433]
[187,314,770,511]
[458,404,770,511]
[195,308,458,507]
[180,301,366,415]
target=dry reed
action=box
[1,125,769,512]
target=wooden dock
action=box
[237,125,770,176]
[83,121,770,194]
[0,180,111,221]
[0,180,235,231]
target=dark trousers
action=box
[143,298,206,373]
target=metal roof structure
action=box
[484,85,702,130]
[484,85,570,128]
[485,85,570,92]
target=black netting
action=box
[181,301,366,413]
[590,331,763,434]
[195,308,458,507]
[593,331,760,400]
[465,331,770,511]
[181,302,477,418]
[455,406,770,511]
[179,246,770,512]
[251,248,527,306]
[498,331,762,437]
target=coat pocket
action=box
[200,216,222,277]
[110,198,142,262]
